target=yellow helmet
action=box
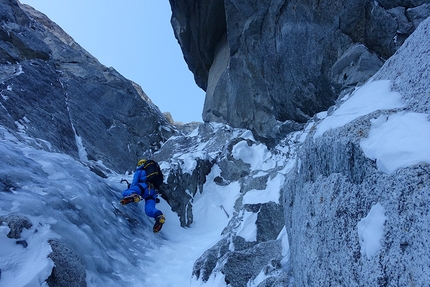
[137,159,147,167]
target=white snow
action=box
[177,153,198,175]
[236,211,258,242]
[0,218,55,287]
[314,80,405,139]
[243,173,285,204]
[239,130,255,140]
[142,165,241,286]
[191,165,241,228]
[357,203,387,259]
[232,140,274,171]
[277,226,290,268]
[360,112,430,174]
[313,78,430,174]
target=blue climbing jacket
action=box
[131,165,146,186]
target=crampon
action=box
[153,215,165,233]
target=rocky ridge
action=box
[0,0,176,174]
[153,122,295,286]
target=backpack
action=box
[142,160,163,188]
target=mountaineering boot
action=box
[153,214,165,233]
[120,194,142,205]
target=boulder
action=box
[0,214,32,239]
[47,239,87,287]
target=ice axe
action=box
[120,178,131,188]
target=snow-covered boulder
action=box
[47,239,87,287]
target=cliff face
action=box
[166,1,430,284]
[283,17,430,286]
[0,0,175,173]
[169,0,430,143]
[156,17,429,286]
[1,0,430,285]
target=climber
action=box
[121,159,165,233]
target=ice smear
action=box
[357,203,387,259]
[237,211,258,242]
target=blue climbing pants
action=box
[145,196,162,219]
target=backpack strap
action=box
[143,160,155,169]
[143,161,159,177]
[146,170,159,178]
[137,182,156,199]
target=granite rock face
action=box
[283,17,430,286]
[0,0,176,174]
[1,0,429,285]
[169,0,430,143]
[158,15,430,287]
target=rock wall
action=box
[153,123,291,286]
[1,0,429,285]
[0,0,175,173]
[169,0,430,143]
[283,17,430,286]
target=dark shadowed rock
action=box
[217,240,283,287]
[170,0,430,144]
[169,0,227,91]
[192,238,230,282]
